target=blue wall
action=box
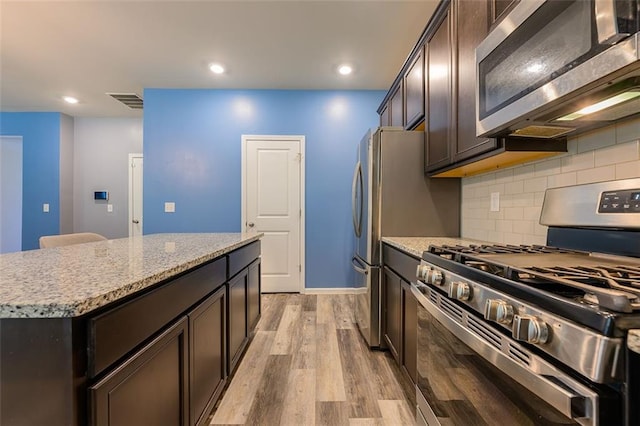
[143,89,383,288]
[0,112,61,250]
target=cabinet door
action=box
[383,266,402,363]
[390,82,404,127]
[425,7,454,172]
[247,259,261,332]
[380,103,391,127]
[402,281,418,385]
[404,46,425,129]
[228,269,248,374]
[90,317,189,426]
[454,0,497,163]
[189,287,226,426]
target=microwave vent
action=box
[509,125,575,139]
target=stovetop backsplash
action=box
[460,117,640,246]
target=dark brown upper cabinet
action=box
[425,5,454,172]
[380,103,391,127]
[454,0,497,163]
[404,46,425,129]
[390,82,404,127]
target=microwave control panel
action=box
[598,190,640,213]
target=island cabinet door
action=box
[247,258,261,332]
[228,268,248,375]
[189,286,227,426]
[89,317,189,426]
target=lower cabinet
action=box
[228,257,261,375]
[89,317,189,426]
[382,243,419,386]
[247,258,261,331]
[89,241,261,426]
[383,266,402,362]
[189,286,227,426]
[228,268,249,374]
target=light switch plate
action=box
[43,203,49,213]
[107,204,113,213]
[490,192,500,212]
[164,202,175,213]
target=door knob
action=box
[132,220,140,224]
[247,222,255,227]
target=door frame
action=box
[241,135,305,292]
[128,153,143,237]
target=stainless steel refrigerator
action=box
[351,127,460,347]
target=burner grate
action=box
[427,244,640,313]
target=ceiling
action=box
[0,0,438,117]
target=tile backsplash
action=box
[461,118,640,245]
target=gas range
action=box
[418,243,639,383]
[414,178,640,426]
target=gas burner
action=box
[427,244,640,313]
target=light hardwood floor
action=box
[209,294,416,426]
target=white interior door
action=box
[0,136,23,253]
[242,135,304,293]
[128,154,143,237]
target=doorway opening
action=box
[1,136,23,253]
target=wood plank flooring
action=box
[209,294,416,425]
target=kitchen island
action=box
[0,233,262,426]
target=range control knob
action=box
[427,269,444,286]
[416,264,430,281]
[449,281,471,301]
[484,299,514,324]
[512,315,549,344]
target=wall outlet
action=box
[43,203,49,213]
[107,204,113,213]
[490,192,500,212]
[164,202,175,213]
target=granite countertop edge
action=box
[0,233,262,319]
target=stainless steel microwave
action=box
[476,0,640,139]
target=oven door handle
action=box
[410,284,599,425]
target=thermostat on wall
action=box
[94,191,109,201]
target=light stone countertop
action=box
[381,236,487,258]
[0,233,261,319]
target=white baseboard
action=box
[302,287,359,295]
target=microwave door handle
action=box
[595,0,630,45]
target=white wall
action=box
[0,136,23,253]
[461,117,640,244]
[73,118,143,238]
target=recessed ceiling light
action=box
[63,96,79,104]
[209,63,225,74]
[338,65,352,76]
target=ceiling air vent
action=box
[107,93,143,109]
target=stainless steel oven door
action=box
[412,284,602,426]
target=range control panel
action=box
[598,189,640,213]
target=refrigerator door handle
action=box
[351,256,368,275]
[352,161,363,238]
